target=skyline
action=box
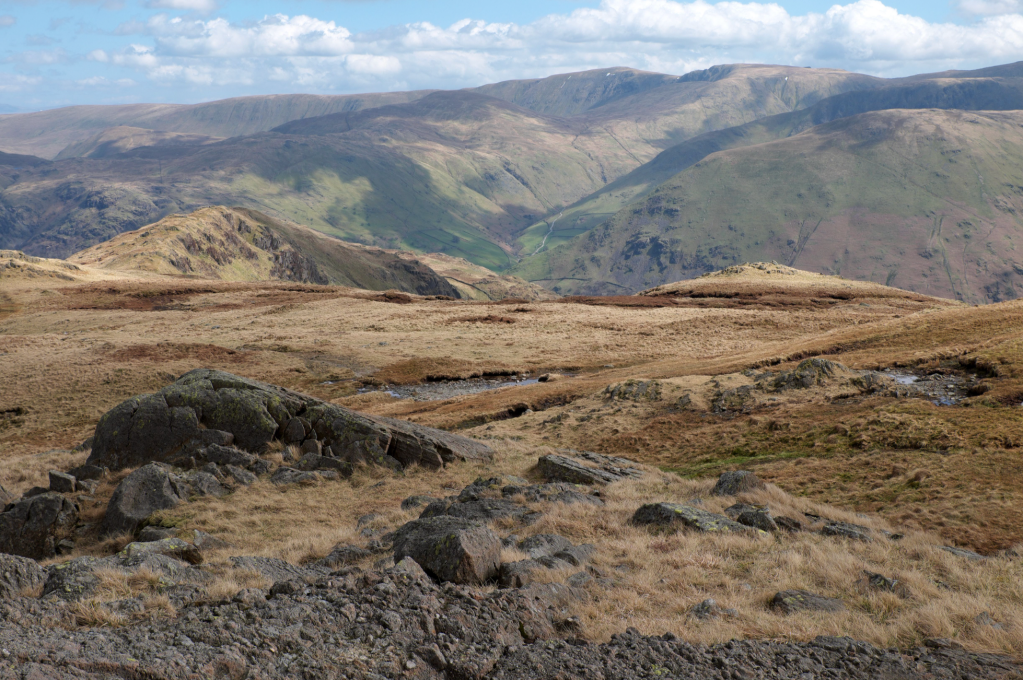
[1,0,1022,111]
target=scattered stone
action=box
[857,571,912,599]
[67,464,107,481]
[0,553,46,599]
[319,544,372,569]
[400,495,437,511]
[47,470,76,494]
[724,502,762,519]
[631,503,757,534]
[270,467,321,486]
[138,526,178,542]
[710,470,765,496]
[224,464,257,486]
[500,559,544,588]
[229,556,326,585]
[737,509,778,533]
[119,538,203,566]
[774,516,803,532]
[688,598,737,620]
[770,589,846,614]
[75,479,99,494]
[421,497,536,524]
[296,454,353,476]
[975,612,1004,630]
[538,453,639,485]
[188,471,225,498]
[0,492,79,560]
[519,534,573,559]
[566,571,593,587]
[819,520,873,542]
[300,439,322,456]
[22,486,48,499]
[537,373,564,383]
[552,544,595,567]
[942,545,987,561]
[393,516,500,584]
[190,530,231,551]
[201,444,255,468]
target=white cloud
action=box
[89,1,1023,93]
[0,15,15,28]
[958,0,1023,15]
[145,0,218,15]
[0,73,42,92]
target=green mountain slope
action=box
[514,108,1023,303]
[512,76,1023,255]
[0,67,881,265]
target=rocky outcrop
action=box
[100,463,187,537]
[0,493,78,560]
[392,516,501,584]
[88,369,492,472]
[632,503,758,534]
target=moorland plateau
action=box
[3,240,1023,676]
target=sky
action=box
[0,0,1021,111]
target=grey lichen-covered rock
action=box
[0,553,46,599]
[0,492,79,560]
[225,464,257,485]
[710,470,765,496]
[393,516,500,584]
[770,589,846,614]
[688,598,737,620]
[420,498,535,524]
[270,467,321,486]
[631,503,757,535]
[42,556,109,601]
[229,556,327,585]
[401,495,438,511]
[88,369,492,473]
[101,463,187,537]
[772,358,845,391]
[857,571,912,599]
[318,544,372,569]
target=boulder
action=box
[770,589,846,614]
[88,369,492,473]
[774,516,804,532]
[393,516,500,584]
[631,503,755,534]
[0,553,47,599]
[710,471,765,496]
[0,493,79,560]
[67,464,107,481]
[42,557,108,601]
[538,451,643,486]
[101,463,186,537]
[201,444,254,468]
[48,470,76,494]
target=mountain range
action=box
[2,61,1023,301]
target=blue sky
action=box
[1,0,1021,110]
